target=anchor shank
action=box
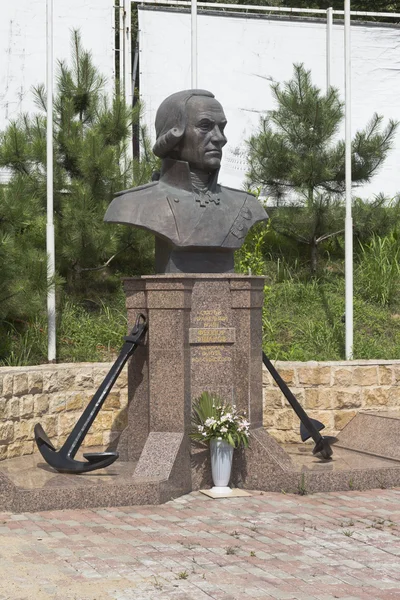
[61,318,147,459]
[262,351,322,445]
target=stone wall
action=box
[2,359,400,462]
[263,360,400,444]
[0,363,127,461]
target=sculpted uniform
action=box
[104,158,268,273]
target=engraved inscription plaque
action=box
[189,328,235,344]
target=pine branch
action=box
[74,243,134,273]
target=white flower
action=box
[197,425,204,432]
[202,432,207,437]
[220,426,228,433]
[204,417,216,427]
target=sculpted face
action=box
[178,96,227,172]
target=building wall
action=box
[0,0,115,183]
[139,7,400,199]
[263,360,400,444]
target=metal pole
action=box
[123,0,133,162]
[344,0,353,360]
[46,0,56,362]
[119,1,124,87]
[326,7,333,91]
[191,0,198,87]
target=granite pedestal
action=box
[113,274,294,493]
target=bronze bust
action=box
[104,89,268,273]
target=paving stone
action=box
[0,489,400,599]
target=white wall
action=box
[139,8,400,200]
[0,0,114,176]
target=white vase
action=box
[210,438,234,493]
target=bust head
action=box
[153,89,227,173]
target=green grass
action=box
[1,289,127,366]
[2,245,400,365]
[262,272,400,361]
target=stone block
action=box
[334,410,357,431]
[262,411,275,428]
[334,388,362,409]
[58,412,79,436]
[0,421,14,442]
[2,375,13,398]
[74,369,94,389]
[7,441,34,459]
[297,366,331,386]
[0,445,7,461]
[102,392,121,410]
[119,390,128,408]
[274,408,296,430]
[307,410,334,429]
[264,388,284,410]
[14,420,35,441]
[57,370,76,391]
[83,432,103,447]
[393,366,400,385]
[33,394,49,416]
[268,368,296,386]
[332,368,353,386]
[7,398,20,419]
[0,399,6,420]
[363,387,390,406]
[65,392,85,411]
[13,373,29,396]
[352,367,378,387]
[93,367,110,388]
[110,408,128,431]
[304,388,332,410]
[388,387,400,406]
[262,370,274,386]
[28,372,43,394]
[49,394,66,413]
[41,415,57,438]
[114,368,128,389]
[378,366,393,386]
[43,371,58,393]
[89,412,114,433]
[20,396,34,418]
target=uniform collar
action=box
[160,158,219,193]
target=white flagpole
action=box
[345,0,353,360]
[326,7,333,91]
[46,0,56,362]
[191,0,198,87]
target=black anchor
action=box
[262,351,338,460]
[34,314,147,473]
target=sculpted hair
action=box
[153,89,215,158]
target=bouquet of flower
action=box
[190,392,250,448]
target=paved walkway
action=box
[0,489,400,600]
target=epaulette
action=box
[114,181,159,197]
[221,185,256,197]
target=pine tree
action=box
[0,31,157,359]
[247,64,398,274]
